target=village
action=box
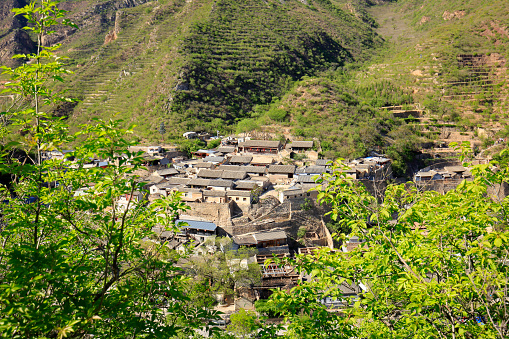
[42,134,490,321]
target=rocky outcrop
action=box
[0,29,35,67]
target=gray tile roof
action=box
[268,165,296,174]
[296,175,319,183]
[195,162,214,168]
[156,168,178,176]
[239,140,282,148]
[229,155,253,164]
[167,177,191,185]
[226,190,252,197]
[203,190,227,197]
[208,179,234,188]
[253,230,287,242]
[219,165,266,174]
[217,146,236,154]
[203,156,224,163]
[221,170,247,180]
[197,169,223,178]
[234,181,259,190]
[315,159,331,166]
[290,141,313,148]
[188,178,212,186]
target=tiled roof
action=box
[203,190,227,197]
[219,165,266,174]
[234,181,259,190]
[203,156,224,163]
[217,146,236,153]
[239,140,281,148]
[268,165,296,174]
[290,141,313,148]
[208,179,234,188]
[197,169,223,178]
[315,159,331,166]
[156,168,178,176]
[167,177,191,185]
[188,178,212,186]
[253,230,287,242]
[296,175,319,183]
[195,162,214,168]
[229,155,253,164]
[221,170,247,180]
[226,190,252,197]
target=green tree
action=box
[226,309,259,339]
[264,146,509,338]
[0,2,218,337]
[159,121,166,141]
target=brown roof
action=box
[239,140,282,148]
[268,165,296,174]
[290,141,313,148]
[251,155,276,165]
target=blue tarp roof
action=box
[176,219,217,231]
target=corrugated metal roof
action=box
[268,165,296,174]
[176,219,217,231]
[290,141,313,148]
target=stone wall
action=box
[185,201,233,228]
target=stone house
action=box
[267,165,296,184]
[227,190,253,205]
[238,140,283,154]
[203,190,228,203]
[289,141,314,153]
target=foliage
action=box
[226,309,260,339]
[178,138,206,157]
[180,238,262,297]
[207,138,221,149]
[263,147,509,338]
[0,2,219,338]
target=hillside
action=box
[0,0,383,140]
[0,0,508,169]
[247,0,509,169]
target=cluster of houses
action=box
[43,137,394,311]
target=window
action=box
[307,193,310,196]
[243,198,246,201]
[236,197,239,201]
